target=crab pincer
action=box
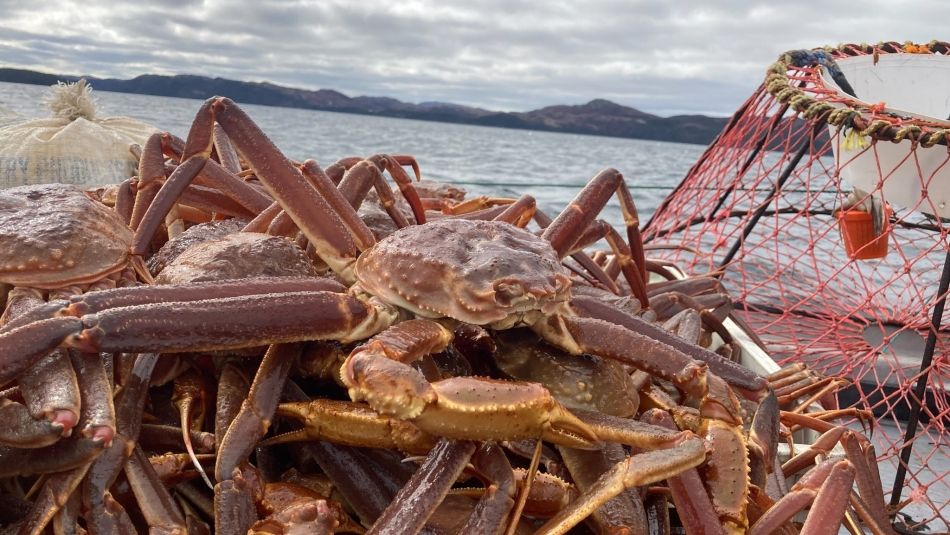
[341,319,600,449]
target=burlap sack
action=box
[0,80,158,189]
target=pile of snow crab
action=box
[0,97,894,534]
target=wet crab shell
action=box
[354,218,572,326]
[147,218,248,276]
[154,232,319,284]
[0,184,132,288]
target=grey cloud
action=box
[1,1,948,115]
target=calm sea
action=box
[0,81,706,229]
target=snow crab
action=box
[0,96,892,534]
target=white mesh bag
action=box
[0,80,158,188]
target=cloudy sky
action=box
[0,1,946,116]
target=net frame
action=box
[644,41,950,532]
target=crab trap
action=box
[644,41,950,532]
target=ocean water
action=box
[0,81,705,230]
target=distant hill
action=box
[0,68,728,145]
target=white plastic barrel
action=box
[821,54,950,218]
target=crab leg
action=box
[66,276,345,316]
[299,159,378,248]
[446,204,511,221]
[389,154,422,180]
[14,349,80,441]
[129,133,167,230]
[216,343,302,482]
[548,309,755,430]
[781,413,892,532]
[329,154,424,229]
[0,316,82,390]
[70,291,391,354]
[133,97,364,282]
[114,177,136,225]
[580,219,649,306]
[68,350,116,446]
[750,458,840,534]
[81,352,158,534]
[533,208,622,295]
[540,314,712,413]
[0,288,80,438]
[215,360,251,451]
[646,275,723,298]
[196,158,274,214]
[337,159,382,209]
[565,294,767,397]
[780,421,850,477]
[557,444,648,534]
[324,156,363,183]
[178,183,256,219]
[215,464,260,535]
[458,442,516,534]
[492,195,536,228]
[0,421,107,477]
[303,441,407,527]
[662,308,703,344]
[650,291,734,342]
[243,201,282,233]
[125,444,187,533]
[0,398,64,447]
[576,406,743,532]
[172,368,213,488]
[327,154,419,181]
[368,438,477,535]
[368,154,426,225]
[542,168,645,285]
[840,432,891,531]
[264,210,298,238]
[339,155,414,228]
[212,123,242,174]
[535,432,706,535]
[161,131,185,159]
[642,409,724,535]
[14,462,92,535]
[789,380,850,414]
[138,424,215,454]
[51,488,83,535]
[438,195,516,215]
[748,391,781,489]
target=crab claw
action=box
[344,356,601,450]
[266,399,437,455]
[421,376,601,449]
[341,320,600,449]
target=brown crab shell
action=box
[0,184,132,289]
[154,232,319,284]
[354,219,572,325]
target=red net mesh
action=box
[644,42,950,531]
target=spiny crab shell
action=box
[154,232,318,284]
[354,218,572,327]
[0,184,132,288]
